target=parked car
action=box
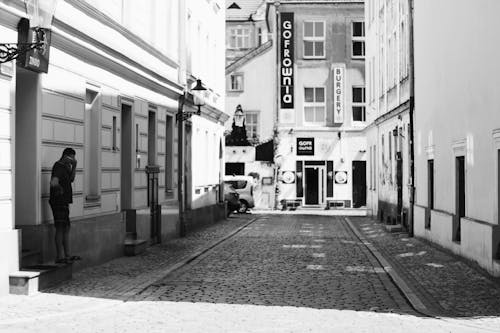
[224,183,240,216]
[224,175,255,213]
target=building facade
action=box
[0,0,227,295]
[225,0,277,209]
[364,0,411,227]
[412,0,500,276]
[269,0,366,210]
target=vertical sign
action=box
[333,66,344,123]
[280,13,294,109]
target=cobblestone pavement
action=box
[133,215,414,313]
[349,216,500,318]
[44,215,253,300]
[2,213,500,332]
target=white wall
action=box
[225,44,276,142]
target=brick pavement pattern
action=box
[45,215,253,300]
[133,215,415,314]
[2,214,500,332]
[349,216,500,317]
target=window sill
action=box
[302,56,326,60]
[351,56,365,60]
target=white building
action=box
[364,0,411,227]
[412,0,500,276]
[225,0,277,209]
[0,0,227,295]
[268,0,367,211]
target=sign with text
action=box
[297,138,314,156]
[280,12,294,109]
[333,66,344,123]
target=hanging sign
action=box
[333,66,344,123]
[280,12,294,109]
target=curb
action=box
[343,216,434,317]
[127,217,259,300]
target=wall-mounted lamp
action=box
[1,0,59,73]
[176,79,207,122]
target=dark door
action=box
[396,152,403,224]
[305,167,319,205]
[455,156,465,241]
[352,161,367,208]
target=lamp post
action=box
[0,0,58,70]
[177,79,206,237]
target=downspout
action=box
[407,0,415,237]
[273,1,281,210]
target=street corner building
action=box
[267,0,367,212]
[0,0,228,295]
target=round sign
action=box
[335,171,348,184]
[282,171,295,184]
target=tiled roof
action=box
[226,0,266,21]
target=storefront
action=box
[277,133,366,210]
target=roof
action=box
[226,40,273,74]
[226,0,266,21]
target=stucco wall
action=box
[225,45,276,142]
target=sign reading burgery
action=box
[280,13,294,109]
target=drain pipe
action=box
[407,0,416,237]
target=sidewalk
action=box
[348,216,500,318]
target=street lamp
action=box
[0,0,58,66]
[234,104,244,127]
[177,79,207,237]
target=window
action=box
[388,131,392,161]
[352,21,365,58]
[257,27,263,46]
[112,116,117,150]
[229,74,243,91]
[373,146,377,190]
[304,87,326,124]
[245,112,259,141]
[381,134,385,163]
[352,86,366,122]
[303,21,325,58]
[229,28,250,49]
[85,89,100,202]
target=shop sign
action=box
[280,12,294,109]
[333,66,344,123]
[297,138,314,156]
[335,171,348,184]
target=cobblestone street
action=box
[1,214,500,332]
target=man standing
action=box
[49,148,81,264]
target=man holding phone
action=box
[49,147,81,264]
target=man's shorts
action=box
[50,204,70,228]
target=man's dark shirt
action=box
[49,160,73,205]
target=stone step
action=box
[385,224,403,233]
[21,249,42,268]
[10,263,73,295]
[124,239,147,256]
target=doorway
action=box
[120,103,133,210]
[352,161,367,208]
[304,166,325,205]
[396,152,403,224]
[455,156,465,241]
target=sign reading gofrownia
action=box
[333,66,344,123]
[280,12,294,109]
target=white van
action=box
[223,175,255,213]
